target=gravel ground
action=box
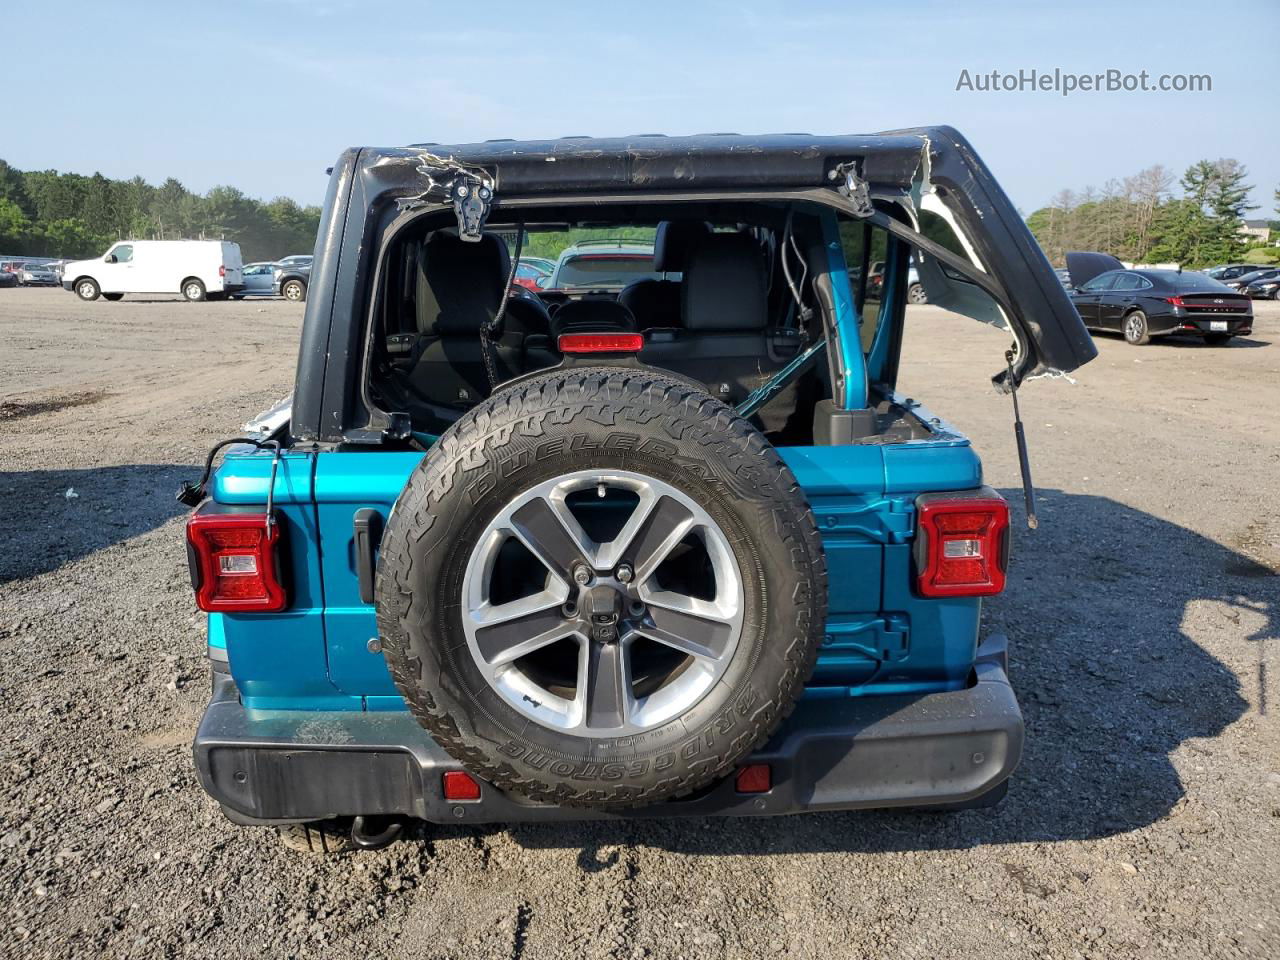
[1,287,1276,960]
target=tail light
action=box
[557,332,644,354]
[186,511,287,612]
[914,490,1009,597]
[735,764,772,794]
[442,771,482,801]
[1165,296,1185,306]
[218,265,226,278]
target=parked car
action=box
[277,254,313,267]
[19,262,60,286]
[906,265,927,303]
[513,259,552,292]
[544,239,660,293]
[273,258,311,302]
[0,268,17,288]
[519,255,556,275]
[1067,252,1252,345]
[1243,271,1280,300]
[1221,267,1280,292]
[1202,263,1264,282]
[61,240,244,302]
[235,262,279,298]
[183,130,1095,851]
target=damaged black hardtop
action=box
[294,126,1094,444]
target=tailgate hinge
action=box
[397,151,496,241]
[823,614,910,663]
[830,161,874,218]
[816,496,915,544]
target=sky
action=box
[3,0,1277,216]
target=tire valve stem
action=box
[1005,348,1038,530]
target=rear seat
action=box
[638,233,801,415]
[618,220,709,329]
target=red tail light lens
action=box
[219,265,226,278]
[915,492,1009,597]
[1165,296,1185,306]
[735,764,772,794]
[186,512,287,612]
[557,332,644,354]
[442,771,482,801]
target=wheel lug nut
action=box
[616,564,634,584]
[572,564,591,586]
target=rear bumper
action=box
[194,636,1023,825]
[1158,313,1252,336]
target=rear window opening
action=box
[364,200,951,450]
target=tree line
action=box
[1025,158,1278,268]
[0,159,321,264]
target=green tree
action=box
[0,160,33,217]
[1172,159,1254,266]
[0,197,32,248]
[33,218,110,258]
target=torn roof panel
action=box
[393,131,933,194]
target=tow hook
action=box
[350,815,404,850]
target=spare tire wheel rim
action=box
[461,469,744,736]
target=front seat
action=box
[406,231,523,416]
[618,220,710,330]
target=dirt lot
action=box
[1,286,1277,960]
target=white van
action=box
[62,240,244,302]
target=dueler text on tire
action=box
[375,368,827,808]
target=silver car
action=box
[19,262,58,286]
[235,262,279,298]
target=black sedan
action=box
[1204,263,1265,283]
[1243,271,1280,300]
[1067,252,1252,346]
[1220,268,1280,292]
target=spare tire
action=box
[375,368,826,808]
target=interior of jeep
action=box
[365,200,954,447]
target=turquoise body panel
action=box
[208,451,352,710]
[208,435,983,711]
[311,452,423,698]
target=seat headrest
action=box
[653,220,711,273]
[419,231,511,335]
[681,233,768,332]
[550,299,637,339]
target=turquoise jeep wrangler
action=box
[185,129,1095,850]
